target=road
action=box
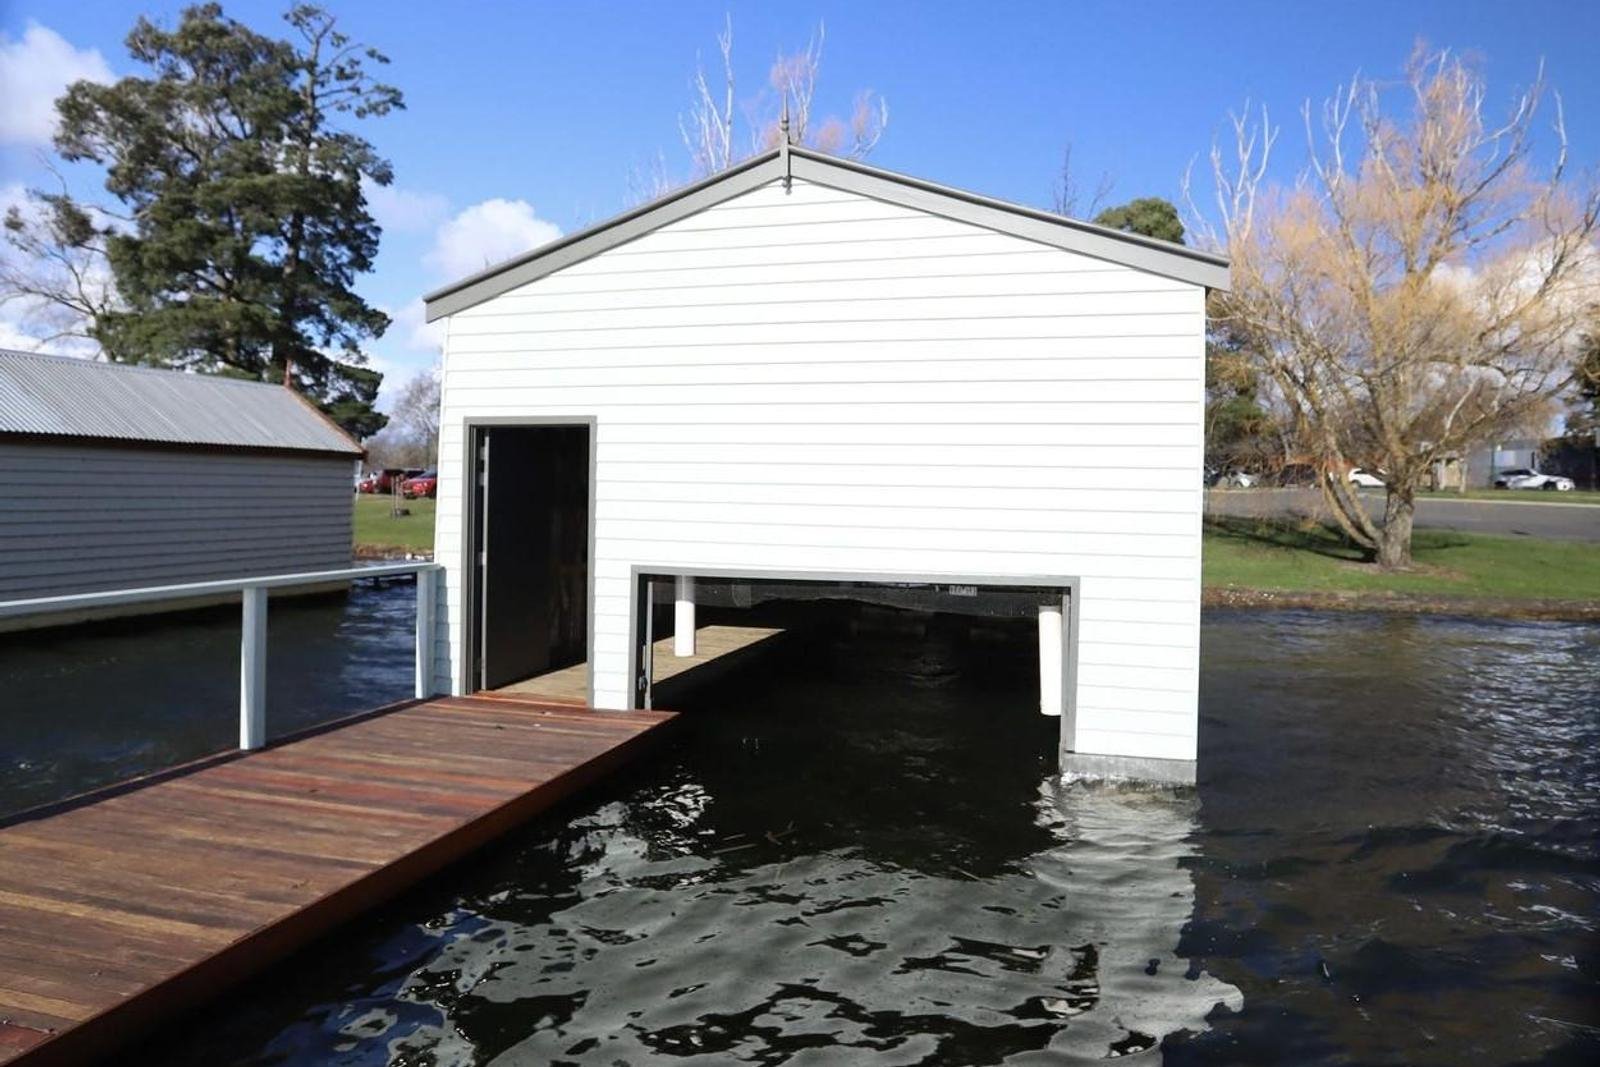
[1206,488,1600,542]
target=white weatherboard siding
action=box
[432,178,1205,765]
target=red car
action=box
[400,469,438,499]
[357,467,423,494]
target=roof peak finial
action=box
[778,95,793,191]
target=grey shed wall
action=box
[0,440,354,599]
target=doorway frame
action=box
[627,565,1080,755]
[459,416,598,705]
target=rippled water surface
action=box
[0,579,417,816]
[113,604,1597,1066]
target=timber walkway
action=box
[0,692,674,1065]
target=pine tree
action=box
[1092,197,1185,245]
[53,3,400,437]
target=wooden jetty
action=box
[500,623,787,704]
[0,693,675,1066]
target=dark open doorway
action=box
[468,423,592,694]
[629,572,1074,738]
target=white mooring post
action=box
[240,586,268,749]
[674,575,696,657]
[415,568,437,699]
[1038,602,1063,717]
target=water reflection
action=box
[64,606,1600,1064]
[145,621,1238,1065]
[1171,611,1600,1066]
[0,578,416,816]
[326,782,1237,1065]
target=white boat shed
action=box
[421,145,1228,784]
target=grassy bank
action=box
[352,493,435,555]
[1417,489,1600,506]
[1203,516,1600,604]
[349,495,1595,612]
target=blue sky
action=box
[3,0,1598,404]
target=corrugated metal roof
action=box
[0,350,363,455]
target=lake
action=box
[4,586,1596,1063]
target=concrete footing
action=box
[1059,751,1196,788]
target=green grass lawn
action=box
[352,493,435,554]
[1416,489,1600,506]
[350,492,1596,600]
[1204,516,1600,602]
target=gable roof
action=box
[0,350,363,456]
[424,145,1229,321]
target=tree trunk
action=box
[1375,488,1415,569]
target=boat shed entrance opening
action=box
[631,571,1074,750]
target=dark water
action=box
[103,602,1597,1066]
[0,578,417,816]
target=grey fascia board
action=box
[423,152,787,321]
[787,148,1230,291]
[424,145,1229,321]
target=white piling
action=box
[674,575,696,657]
[1038,602,1063,717]
[240,586,268,749]
[415,568,437,699]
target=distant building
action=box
[1462,438,1547,488]
[0,350,362,624]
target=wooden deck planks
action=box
[497,623,787,703]
[0,693,674,1066]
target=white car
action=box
[1493,468,1575,491]
[1348,468,1385,488]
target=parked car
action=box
[1205,467,1256,488]
[358,467,424,494]
[1348,468,1386,488]
[400,469,438,499]
[1493,468,1575,491]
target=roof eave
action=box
[423,150,787,321]
[283,385,367,456]
[423,147,1231,321]
[785,146,1231,291]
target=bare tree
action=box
[0,166,123,356]
[383,363,441,463]
[675,18,888,181]
[1052,143,1114,218]
[1188,47,1600,567]
[679,15,738,176]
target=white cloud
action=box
[424,198,561,280]
[0,22,113,146]
[363,179,449,235]
[0,310,100,358]
[0,182,27,214]
[367,299,446,411]
[391,297,447,353]
[0,182,107,358]
[363,199,561,408]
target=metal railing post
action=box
[240,586,267,749]
[415,568,436,699]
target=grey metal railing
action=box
[0,562,441,750]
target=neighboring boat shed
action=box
[420,145,1228,785]
[0,350,362,616]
